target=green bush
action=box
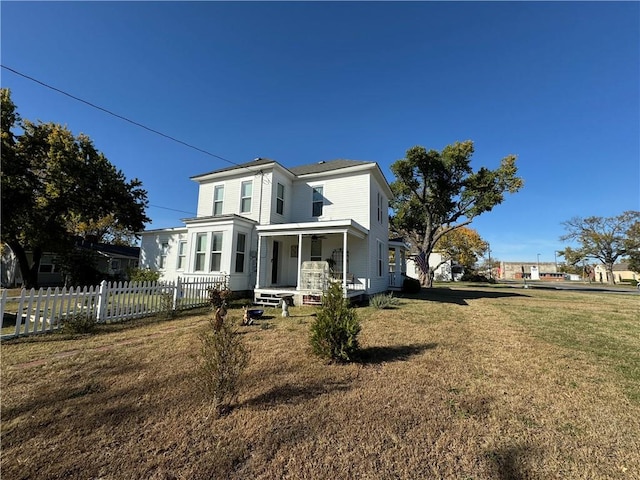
[369,292,400,309]
[128,268,161,283]
[62,313,97,334]
[402,276,421,294]
[198,316,250,416]
[310,282,361,362]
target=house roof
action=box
[75,239,140,259]
[191,157,277,179]
[288,159,374,176]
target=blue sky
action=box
[2,1,638,263]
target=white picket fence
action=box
[0,275,228,340]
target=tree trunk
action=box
[7,241,41,289]
[605,263,615,284]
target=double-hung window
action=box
[235,232,246,273]
[276,183,285,215]
[177,240,187,270]
[312,186,323,217]
[194,234,207,271]
[377,240,384,277]
[377,192,383,224]
[240,181,252,213]
[213,185,224,216]
[159,241,169,269]
[210,232,223,272]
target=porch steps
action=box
[253,292,283,307]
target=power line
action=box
[1,64,239,167]
[148,204,196,215]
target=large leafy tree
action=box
[560,211,640,284]
[433,226,488,272]
[390,140,523,287]
[1,88,150,288]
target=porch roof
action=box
[255,219,368,239]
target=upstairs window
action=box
[213,185,224,216]
[312,186,323,217]
[377,192,382,223]
[240,180,252,213]
[276,183,285,215]
[235,232,246,273]
[210,232,223,272]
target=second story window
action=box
[240,180,252,213]
[276,183,285,215]
[213,185,224,216]
[312,186,323,217]
[177,240,187,270]
[377,192,382,223]
[210,232,223,271]
[194,233,207,271]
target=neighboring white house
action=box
[139,158,407,305]
[405,252,457,282]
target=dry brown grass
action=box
[2,286,639,479]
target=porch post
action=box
[342,231,348,293]
[296,233,302,290]
[255,234,262,289]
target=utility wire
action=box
[149,204,196,215]
[1,64,239,168]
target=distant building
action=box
[498,261,559,281]
[593,263,638,284]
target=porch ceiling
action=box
[256,219,368,239]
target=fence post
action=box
[95,280,109,323]
[173,277,182,311]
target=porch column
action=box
[296,233,302,290]
[342,231,348,292]
[255,234,262,288]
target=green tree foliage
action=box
[1,88,149,288]
[390,140,523,287]
[560,211,640,284]
[198,316,250,416]
[310,282,361,362]
[433,226,488,271]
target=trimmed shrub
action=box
[62,313,97,334]
[310,282,361,362]
[198,315,250,416]
[402,276,421,294]
[128,268,161,283]
[369,292,400,309]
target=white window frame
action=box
[177,240,187,270]
[194,233,207,272]
[276,183,285,215]
[240,180,253,214]
[159,241,169,269]
[377,240,384,277]
[312,185,324,217]
[235,232,246,273]
[377,192,383,223]
[213,185,224,216]
[210,232,223,272]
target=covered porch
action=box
[253,220,368,306]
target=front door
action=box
[271,241,280,285]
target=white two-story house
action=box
[139,158,407,305]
